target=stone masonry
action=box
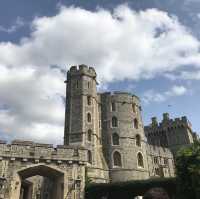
[0,64,198,199]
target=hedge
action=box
[85,177,177,199]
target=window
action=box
[88,129,92,141]
[136,134,141,147]
[134,118,139,129]
[137,152,144,168]
[164,158,168,165]
[76,80,79,88]
[88,81,90,89]
[154,157,158,164]
[155,168,160,176]
[112,116,118,127]
[111,102,116,111]
[87,96,92,105]
[112,133,119,145]
[88,150,92,164]
[87,113,92,123]
[132,103,136,113]
[113,151,122,167]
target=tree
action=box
[176,141,200,199]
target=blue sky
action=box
[0,0,200,144]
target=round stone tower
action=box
[64,65,109,183]
[100,92,149,182]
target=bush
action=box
[176,141,200,199]
[85,178,176,199]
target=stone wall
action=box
[100,92,149,182]
[0,140,87,199]
[146,144,175,178]
[145,113,196,154]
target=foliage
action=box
[85,177,176,199]
[143,187,170,199]
[176,141,200,199]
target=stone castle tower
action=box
[64,64,109,183]
[2,64,196,199]
[64,65,157,183]
[100,92,149,182]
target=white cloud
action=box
[0,5,200,143]
[0,17,25,33]
[142,85,187,104]
[165,70,200,80]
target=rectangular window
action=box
[154,157,158,164]
[87,96,92,105]
[111,102,116,111]
[88,81,90,89]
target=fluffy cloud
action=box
[0,5,200,143]
[165,70,200,80]
[142,85,187,104]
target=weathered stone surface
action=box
[1,65,196,199]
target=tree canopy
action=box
[176,141,200,199]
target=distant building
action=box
[0,65,197,199]
[145,113,198,154]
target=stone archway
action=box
[10,164,66,199]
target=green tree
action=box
[176,141,200,199]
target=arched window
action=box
[88,129,92,141]
[134,118,139,129]
[112,116,118,127]
[87,113,92,123]
[112,133,119,145]
[137,152,144,168]
[111,102,116,111]
[87,96,92,105]
[113,151,122,167]
[136,134,141,147]
[88,150,92,164]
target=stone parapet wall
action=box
[0,140,87,163]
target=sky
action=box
[0,0,200,144]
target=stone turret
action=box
[64,65,109,183]
[151,117,158,127]
[163,113,170,122]
[100,91,149,182]
[64,64,98,145]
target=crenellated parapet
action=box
[0,140,87,164]
[145,113,192,133]
[145,113,195,153]
[100,91,140,106]
[67,64,96,79]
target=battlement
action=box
[0,140,87,163]
[100,91,140,104]
[67,64,96,78]
[146,113,191,131]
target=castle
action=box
[0,65,198,199]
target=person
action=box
[143,188,170,199]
